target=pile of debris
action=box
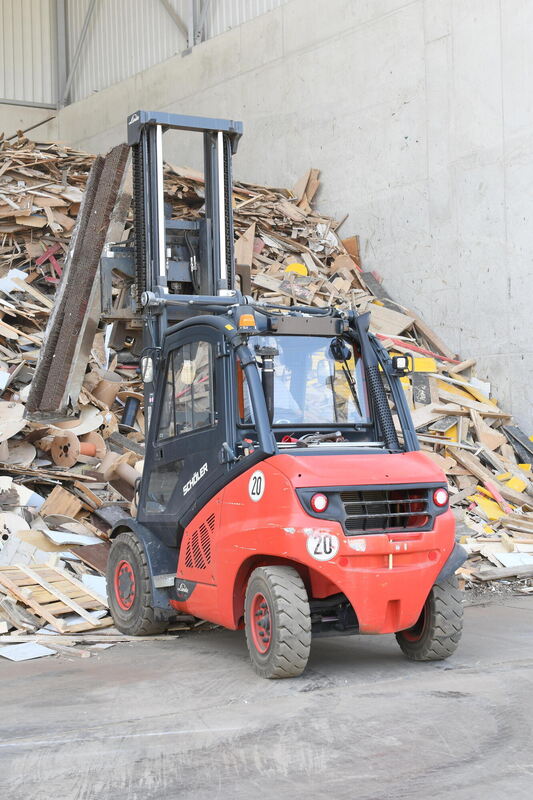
[0,134,532,659]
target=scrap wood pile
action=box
[0,134,532,658]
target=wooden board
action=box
[68,542,110,575]
[40,485,83,518]
[368,303,414,336]
[0,563,110,633]
[451,450,532,508]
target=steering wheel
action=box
[274,418,293,425]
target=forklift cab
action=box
[137,305,419,549]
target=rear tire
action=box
[244,566,311,679]
[396,575,463,661]
[107,531,167,636]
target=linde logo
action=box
[183,463,208,495]
[176,582,189,594]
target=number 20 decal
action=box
[306,532,339,561]
[248,470,265,502]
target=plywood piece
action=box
[40,486,83,518]
[369,303,414,336]
[68,542,110,575]
[410,404,448,431]
[341,236,360,266]
[469,409,507,451]
[234,222,256,267]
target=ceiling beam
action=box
[159,0,189,40]
[62,0,98,106]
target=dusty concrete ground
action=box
[1,598,532,800]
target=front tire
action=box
[244,566,311,679]
[107,531,167,636]
[396,575,463,661]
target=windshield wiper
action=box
[339,358,363,417]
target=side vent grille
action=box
[184,513,215,570]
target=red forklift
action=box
[105,111,466,678]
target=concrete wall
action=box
[0,104,58,140]
[6,0,532,429]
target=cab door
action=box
[138,325,231,546]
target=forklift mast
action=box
[126,110,243,350]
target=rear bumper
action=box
[313,512,457,634]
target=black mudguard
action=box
[111,518,178,612]
[436,543,468,583]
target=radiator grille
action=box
[340,488,429,534]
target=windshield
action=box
[242,335,370,426]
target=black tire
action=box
[395,575,463,661]
[107,531,167,636]
[244,565,311,679]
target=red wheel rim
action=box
[115,559,136,610]
[403,601,428,642]
[250,592,272,654]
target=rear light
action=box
[310,493,329,513]
[433,487,449,507]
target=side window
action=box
[157,366,175,441]
[157,340,215,441]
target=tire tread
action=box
[395,575,464,662]
[107,531,167,636]
[244,565,311,679]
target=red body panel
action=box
[171,452,455,634]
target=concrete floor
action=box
[1,598,532,800]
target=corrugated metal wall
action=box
[1,0,287,108]
[0,0,56,106]
[66,0,187,104]
[205,0,286,38]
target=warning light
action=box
[238,313,256,328]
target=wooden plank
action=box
[469,409,507,451]
[448,358,476,375]
[0,318,41,345]
[410,404,449,430]
[73,480,104,508]
[47,565,108,607]
[375,334,461,364]
[16,565,102,626]
[11,276,54,309]
[438,388,507,416]
[40,485,83,518]
[407,311,455,359]
[235,221,256,267]
[68,542,110,575]
[470,564,533,581]
[431,403,508,420]
[451,450,532,507]
[368,303,414,336]
[0,571,67,633]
